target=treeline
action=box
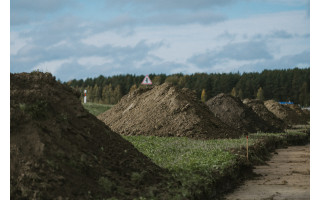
[66,68,310,106]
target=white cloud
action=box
[263,0,308,6]
[11,6,309,81]
[32,58,73,74]
[47,40,68,49]
[81,31,140,48]
[131,10,309,64]
[170,64,205,74]
[77,56,113,67]
[10,32,32,55]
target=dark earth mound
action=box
[206,94,280,133]
[285,104,310,124]
[98,83,244,139]
[10,72,174,200]
[243,99,287,132]
[302,109,310,121]
[264,100,308,125]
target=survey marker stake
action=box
[84,89,87,104]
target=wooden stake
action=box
[246,135,249,161]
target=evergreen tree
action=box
[299,82,309,106]
[92,84,100,103]
[165,75,180,85]
[114,85,123,103]
[67,68,310,106]
[238,89,243,100]
[152,76,162,85]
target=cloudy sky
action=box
[10,0,310,81]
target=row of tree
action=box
[66,68,310,106]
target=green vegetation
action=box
[123,131,309,199]
[66,68,310,106]
[256,87,264,100]
[82,102,113,116]
[124,136,250,172]
[98,177,114,193]
[201,89,207,102]
[19,100,50,120]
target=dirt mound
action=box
[10,72,172,199]
[302,109,310,120]
[243,99,287,132]
[98,83,243,139]
[285,104,310,124]
[264,100,308,125]
[206,94,279,133]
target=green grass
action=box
[123,135,261,198]
[124,136,256,172]
[123,131,308,199]
[82,102,113,116]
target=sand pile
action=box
[243,99,287,132]
[98,83,243,139]
[264,100,308,125]
[206,94,279,133]
[10,72,172,200]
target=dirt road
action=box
[224,145,310,200]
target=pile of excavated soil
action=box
[10,72,173,200]
[264,100,308,125]
[206,94,280,133]
[286,104,310,124]
[243,99,287,132]
[302,109,310,121]
[98,83,243,139]
[302,109,310,116]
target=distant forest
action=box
[66,68,310,106]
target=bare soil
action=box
[206,94,280,133]
[98,83,244,139]
[286,104,310,124]
[10,72,174,200]
[223,145,310,200]
[264,100,308,125]
[243,99,287,132]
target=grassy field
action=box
[82,102,113,116]
[124,132,308,199]
[124,136,253,172]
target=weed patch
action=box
[83,102,112,116]
[21,100,50,120]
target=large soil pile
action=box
[206,94,280,133]
[286,104,310,124]
[264,100,308,125]
[98,83,243,139]
[243,99,287,132]
[10,72,173,199]
[302,109,310,121]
